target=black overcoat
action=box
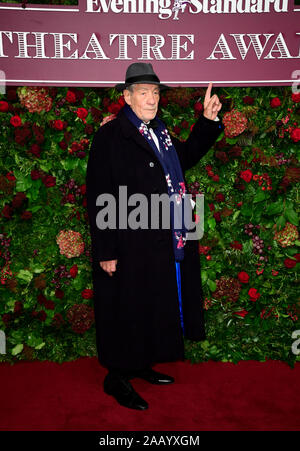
[86,107,223,370]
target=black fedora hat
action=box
[115,63,169,92]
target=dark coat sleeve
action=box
[172,114,224,172]
[86,126,118,262]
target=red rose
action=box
[76,107,88,120]
[10,115,22,127]
[215,193,225,202]
[230,241,243,250]
[67,193,75,203]
[233,310,249,317]
[81,288,93,299]
[66,90,77,103]
[243,96,254,105]
[194,101,203,115]
[31,170,42,180]
[284,258,297,269]
[160,96,168,108]
[21,211,32,220]
[2,204,13,219]
[0,100,9,112]
[118,96,125,107]
[42,175,56,188]
[291,92,300,103]
[59,141,67,150]
[53,119,64,130]
[6,171,16,181]
[213,211,222,222]
[173,126,181,135]
[30,143,41,157]
[240,169,253,183]
[69,264,78,278]
[294,254,300,262]
[14,301,23,314]
[44,299,55,310]
[208,203,215,211]
[80,184,86,195]
[290,128,300,143]
[238,271,249,283]
[212,174,220,182]
[108,103,121,115]
[270,97,281,108]
[37,310,47,322]
[37,293,47,305]
[248,287,261,301]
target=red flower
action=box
[243,96,254,105]
[284,258,297,269]
[160,96,168,108]
[213,211,222,222]
[38,310,47,322]
[82,288,93,299]
[55,288,64,299]
[80,184,86,195]
[30,143,41,157]
[240,169,253,183]
[10,115,22,127]
[291,92,300,103]
[31,170,42,180]
[44,299,55,310]
[21,211,32,220]
[66,90,77,103]
[194,101,203,115]
[215,193,225,202]
[238,271,249,283]
[212,174,219,182]
[76,107,88,120]
[0,100,9,112]
[233,310,249,317]
[290,128,300,143]
[248,287,261,301]
[6,171,16,181]
[230,241,243,250]
[69,264,78,278]
[42,175,56,188]
[53,119,64,130]
[108,103,121,114]
[118,96,125,107]
[270,97,281,108]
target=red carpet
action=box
[0,357,299,431]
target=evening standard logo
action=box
[86,0,289,20]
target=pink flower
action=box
[56,230,85,258]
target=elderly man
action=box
[86,63,223,410]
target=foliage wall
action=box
[0,83,299,365]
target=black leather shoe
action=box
[133,368,175,385]
[103,373,148,410]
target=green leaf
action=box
[276,215,286,230]
[11,344,23,356]
[207,279,217,292]
[253,190,267,203]
[285,208,299,226]
[60,158,79,171]
[266,201,283,216]
[16,270,33,284]
[207,217,216,230]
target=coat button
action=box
[149,162,154,167]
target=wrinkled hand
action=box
[203,82,222,121]
[100,259,118,276]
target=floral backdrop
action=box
[0,82,299,366]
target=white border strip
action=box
[4,79,297,84]
[0,6,79,11]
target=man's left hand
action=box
[203,82,222,121]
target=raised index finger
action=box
[204,82,213,103]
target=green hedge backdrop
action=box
[0,83,299,366]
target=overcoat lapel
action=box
[118,109,163,167]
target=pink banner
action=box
[0,0,299,86]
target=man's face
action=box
[123,84,160,123]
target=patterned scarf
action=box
[123,103,190,261]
